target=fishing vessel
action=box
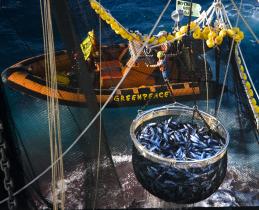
[1,44,213,107]
[0,0,258,209]
[1,0,220,107]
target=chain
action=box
[0,123,17,210]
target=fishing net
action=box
[130,104,229,203]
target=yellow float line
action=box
[235,45,259,130]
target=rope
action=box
[202,5,212,97]
[202,39,209,112]
[93,1,102,208]
[0,0,172,206]
[229,0,259,44]
[215,0,243,117]
[40,0,65,209]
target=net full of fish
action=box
[136,117,225,161]
[132,114,228,203]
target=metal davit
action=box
[130,103,229,203]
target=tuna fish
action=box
[136,118,225,161]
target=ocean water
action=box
[0,0,258,209]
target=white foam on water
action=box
[112,154,132,164]
[42,163,86,210]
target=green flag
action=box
[176,0,202,17]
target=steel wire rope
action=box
[202,39,209,112]
[201,9,212,113]
[93,0,103,208]
[215,0,243,117]
[40,0,65,209]
[0,0,172,206]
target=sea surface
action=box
[0,0,258,209]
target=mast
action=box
[50,0,122,208]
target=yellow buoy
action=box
[193,27,201,39]
[108,18,116,25]
[95,8,101,14]
[206,39,215,48]
[190,21,197,30]
[111,22,119,30]
[175,31,183,40]
[245,81,251,89]
[115,28,126,35]
[128,35,134,41]
[167,34,175,41]
[248,89,254,97]
[121,33,128,40]
[251,98,257,106]
[102,12,110,21]
[148,36,156,44]
[237,57,242,65]
[193,31,201,39]
[180,25,188,34]
[90,1,99,10]
[126,33,133,41]
[208,31,217,39]
[214,36,223,45]
[143,35,149,42]
[238,31,244,40]
[242,73,247,80]
[100,12,109,21]
[240,65,244,72]
[202,27,210,40]
[254,105,259,114]
[131,33,141,41]
[227,29,236,37]
[219,29,227,38]
[233,34,242,42]
[158,36,167,44]
[232,27,240,33]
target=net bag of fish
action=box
[130,104,229,203]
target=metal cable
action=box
[215,0,243,117]
[93,0,102,208]
[0,0,172,206]
[40,0,65,209]
[202,39,209,112]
